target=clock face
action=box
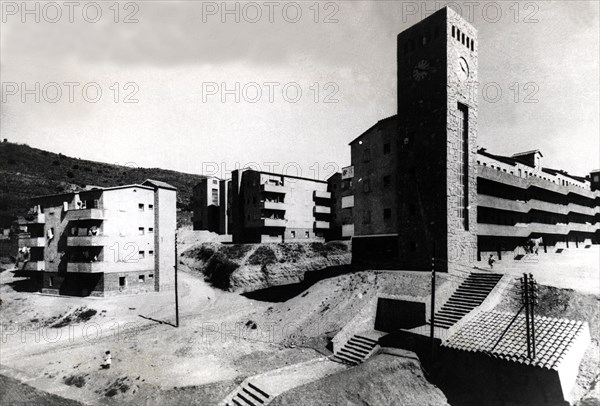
[412,59,430,82]
[458,57,469,81]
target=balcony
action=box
[18,213,45,225]
[262,201,288,211]
[21,261,45,271]
[261,184,289,194]
[67,262,109,273]
[262,218,287,227]
[18,236,46,248]
[67,235,110,246]
[65,208,106,221]
[313,205,331,214]
[314,221,330,229]
[313,190,331,200]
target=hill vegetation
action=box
[0,141,205,227]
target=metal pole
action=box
[529,274,536,359]
[523,273,531,359]
[430,255,436,363]
[174,231,179,328]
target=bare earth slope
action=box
[270,349,448,406]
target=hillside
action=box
[0,141,205,227]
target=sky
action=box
[1,0,599,181]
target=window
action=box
[49,276,54,287]
[148,227,154,233]
[363,210,371,224]
[409,241,417,252]
[119,277,126,287]
[149,250,154,256]
[212,189,219,205]
[383,175,391,187]
[148,274,154,279]
[149,204,153,209]
[409,168,416,180]
[291,231,296,238]
[383,143,391,155]
[384,208,392,220]
[305,231,310,238]
[452,26,455,38]
[138,227,145,235]
[139,251,145,259]
[457,103,469,230]
[139,275,145,282]
[409,204,416,215]
[363,179,371,193]
[363,148,371,162]
[212,179,218,184]
[139,204,144,211]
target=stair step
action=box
[333,353,360,365]
[347,339,375,351]
[440,307,470,315]
[236,392,256,406]
[242,388,265,404]
[434,314,461,322]
[339,347,367,360]
[344,344,370,355]
[247,383,269,399]
[436,310,466,319]
[232,398,243,406]
[446,298,482,306]
[353,335,378,345]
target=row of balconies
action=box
[260,218,331,229]
[478,165,600,201]
[18,209,108,225]
[478,222,600,237]
[478,195,600,217]
[18,234,117,248]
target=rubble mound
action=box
[180,241,351,292]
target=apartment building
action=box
[16,179,176,297]
[230,169,332,243]
[327,168,354,240]
[476,149,600,258]
[192,177,221,233]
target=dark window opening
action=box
[383,208,392,220]
[457,103,469,231]
[383,175,391,187]
[383,142,391,155]
[139,275,145,283]
[119,277,126,287]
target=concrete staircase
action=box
[431,272,503,329]
[224,381,270,406]
[332,334,379,366]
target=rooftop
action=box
[442,311,588,370]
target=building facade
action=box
[16,179,176,296]
[230,169,332,243]
[192,177,221,233]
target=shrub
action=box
[248,245,277,266]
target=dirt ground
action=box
[1,243,598,405]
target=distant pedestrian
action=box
[101,351,112,369]
[488,254,495,269]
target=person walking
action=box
[488,254,495,270]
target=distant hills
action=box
[0,141,205,227]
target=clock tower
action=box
[396,7,478,273]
